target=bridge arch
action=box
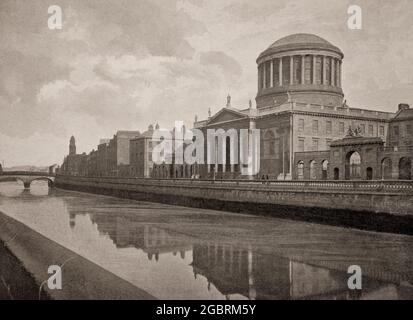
[0,172,55,189]
[14,177,54,189]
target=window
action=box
[379,126,385,136]
[360,124,365,135]
[326,121,332,134]
[312,120,319,134]
[407,124,412,135]
[274,139,280,159]
[297,161,304,180]
[310,160,317,180]
[322,160,329,180]
[393,125,399,137]
[298,119,304,132]
[368,125,374,136]
[339,122,345,134]
[298,138,305,152]
[312,138,319,151]
[264,130,275,156]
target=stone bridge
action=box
[0,171,55,189]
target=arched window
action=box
[310,160,317,180]
[322,160,329,180]
[297,161,304,180]
[381,158,392,180]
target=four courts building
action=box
[59,33,413,181]
[193,33,413,181]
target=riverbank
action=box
[0,237,50,300]
[0,211,155,300]
[54,175,413,235]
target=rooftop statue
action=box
[346,125,363,137]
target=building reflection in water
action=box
[80,210,412,300]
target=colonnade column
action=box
[270,60,273,87]
[331,58,335,86]
[301,55,305,84]
[263,63,266,89]
[337,60,341,87]
[279,58,283,86]
[289,56,294,85]
[312,55,316,84]
[322,56,327,85]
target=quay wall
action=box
[0,211,155,300]
[54,176,413,235]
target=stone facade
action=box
[294,105,413,180]
[130,125,155,178]
[107,130,140,176]
[193,33,410,181]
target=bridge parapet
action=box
[0,171,55,189]
[0,171,55,177]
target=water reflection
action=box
[0,181,412,300]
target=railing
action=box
[57,174,413,194]
[379,146,413,153]
[0,171,55,177]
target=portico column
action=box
[289,56,294,85]
[322,56,327,85]
[331,58,335,86]
[312,55,316,84]
[279,58,283,86]
[301,55,305,84]
[270,59,273,87]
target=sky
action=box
[1,0,413,167]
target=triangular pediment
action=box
[208,108,248,124]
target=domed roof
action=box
[258,33,343,60]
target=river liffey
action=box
[0,181,412,300]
